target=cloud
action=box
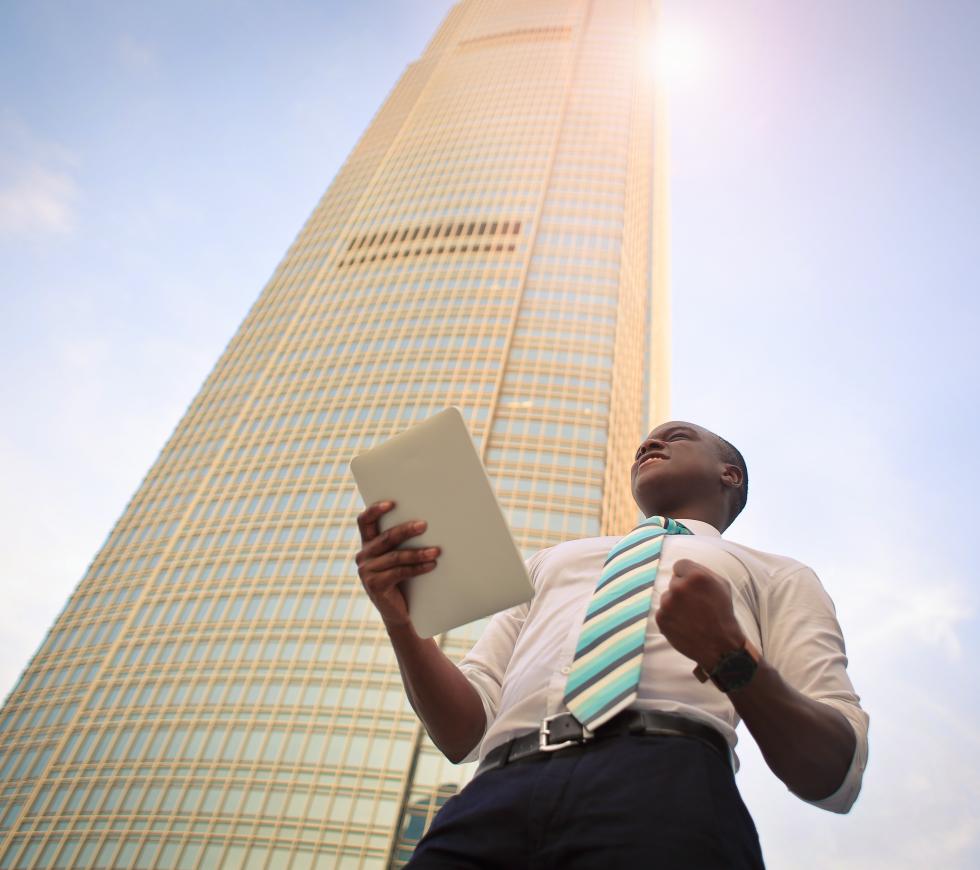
[858,578,972,661]
[118,34,157,72]
[739,664,980,869]
[729,413,979,867]
[839,557,975,664]
[0,163,78,235]
[734,535,980,867]
[0,119,80,237]
[0,301,225,702]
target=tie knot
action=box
[634,516,691,536]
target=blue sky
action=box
[2,1,979,866]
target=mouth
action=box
[634,453,668,474]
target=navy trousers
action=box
[405,733,766,869]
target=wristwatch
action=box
[692,639,762,693]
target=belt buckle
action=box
[539,713,593,752]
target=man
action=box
[355,421,868,868]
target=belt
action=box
[476,710,732,776]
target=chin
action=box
[633,497,657,518]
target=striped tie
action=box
[563,516,691,730]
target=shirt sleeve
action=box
[760,565,870,814]
[454,550,542,762]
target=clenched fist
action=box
[654,558,747,674]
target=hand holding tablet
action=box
[351,407,533,638]
[354,502,439,631]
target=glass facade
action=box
[0,1,667,867]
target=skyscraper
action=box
[0,1,667,867]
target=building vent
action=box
[339,219,522,268]
[458,26,573,52]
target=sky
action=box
[2,0,979,867]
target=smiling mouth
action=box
[637,455,667,470]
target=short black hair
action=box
[713,434,748,524]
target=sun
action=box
[649,18,709,88]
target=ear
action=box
[720,463,742,491]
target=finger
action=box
[363,547,440,576]
[365,560,438,594]
[671,558,699,576]
[359,519,429,560]
[671,559,719,585]
[356,500,395,543]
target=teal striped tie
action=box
[563,516,692,730]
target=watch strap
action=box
[692,638,761,686]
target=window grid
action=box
[0,1,666,867]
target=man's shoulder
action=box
[542,535,620,559]
[536,534,811,571]
[707,536,816,588]
[526,535,619,574]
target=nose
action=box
[637,438,666,459]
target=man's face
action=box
[630,421,726,516]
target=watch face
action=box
[713,650,757,692]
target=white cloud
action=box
[0,118,80,237]
[856,577,972,661]
[118,34,157,72]
[739,668,980,869]
[0,309,222,701]
[0,163,78,235]
[836,555,975,664]
[728,416,979,867]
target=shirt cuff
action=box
[794,700,869,814]
[455,664,496,764]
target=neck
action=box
[644,501,727,532]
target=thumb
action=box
[671,558,699,577]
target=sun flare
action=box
[649,19,709,88]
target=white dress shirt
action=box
[457,519,869,814]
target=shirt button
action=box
[560,666,570,675]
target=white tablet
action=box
[350,407,533,638]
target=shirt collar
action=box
[676,518,722,538]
